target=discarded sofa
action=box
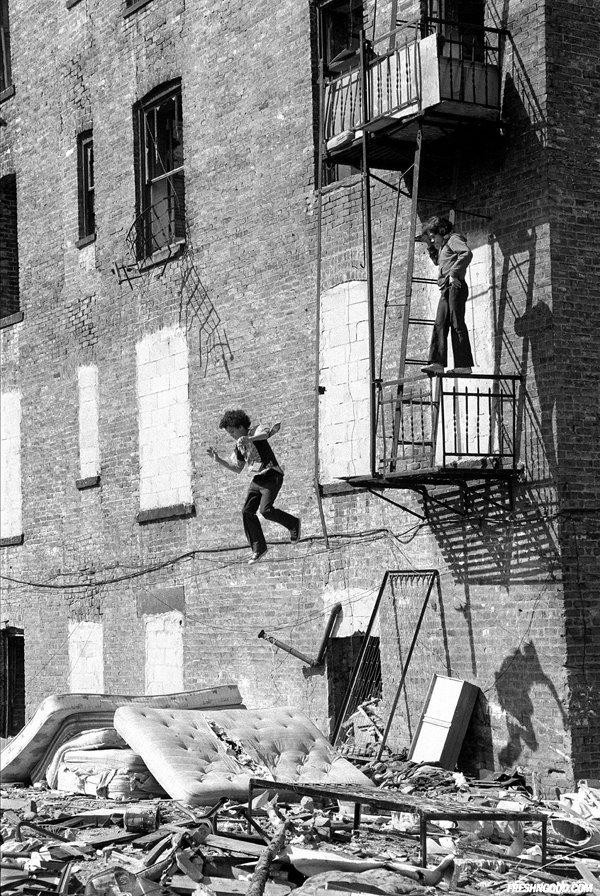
[114,704,373,805]
[1,685,244,784]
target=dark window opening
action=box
[77,131,95,241]
[323,160,359,187]
[320,0,364,75]
[0,0,12,96]
[0,173,20,319]
[1,626,25,738]
[327,633,382,745]
[134,80,185,260]
[424,0,485,61]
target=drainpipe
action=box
[360,30,377,479]
[258,603,342,669]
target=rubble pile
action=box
[3,691,600,896]
[3,771,600,896]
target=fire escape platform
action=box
[327,104,501,171]
[341,464,518,490]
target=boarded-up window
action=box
[136,326,192,511]
[318,280,371,481]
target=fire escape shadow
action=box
[425,479,560,586]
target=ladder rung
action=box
[408,318,435,326]
[411,277,439,284]
[405,358,428,365]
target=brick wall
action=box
[545,0,600,779]
[0,0,597,786]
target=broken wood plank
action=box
[169,875,290,896]
[204,835,268,858]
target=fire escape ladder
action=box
[387,144,462,472]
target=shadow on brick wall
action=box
[493,640,567,768]
[426,480,561,587]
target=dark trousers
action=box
[428,281,474,368]
[242,470,299,552]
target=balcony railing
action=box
[323,20,503,144]
[376,374,520,475]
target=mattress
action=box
[114,705,373,806]
[56,748,166,800]
[1,685,243,783]
[45,727,128,788]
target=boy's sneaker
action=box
[290,521,301,543]
[421,363,444,375]
[248,547,268,564]
[446,367,472,375]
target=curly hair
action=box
[423,215,454,237]
[219,409,251,431]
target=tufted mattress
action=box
[114,705,373,806]
[1,685,243,784]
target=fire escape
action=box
[316,4,519,510]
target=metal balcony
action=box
[341,373,521,489]
[323,19,503,168]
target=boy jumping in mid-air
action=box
[207,409,300,564]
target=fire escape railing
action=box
[323,19,503,142]
[377,373,521,475]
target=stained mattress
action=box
[56,748,166,800]
[1,685,243,783]
[114,705,373,806]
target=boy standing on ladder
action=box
[207,410,301,564]
[420,216,475,377]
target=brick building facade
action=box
[1,0,598,785]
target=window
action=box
[0,626,25,737]
[134,81,185,260]
[425,0,485,62]
[0,0,12,98]
[318,0,363,185]
[0,173,19,319]
[77,131,95,243]
[124,0,153,13]
[320,0,363,75]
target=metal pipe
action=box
[258,602,343,669]
[313,44,330,549]
[258,631,314,666]
[359,30,377,479]
[314,602,342,665]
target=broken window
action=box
[320,0,364,75]
[0,0,12,97]
[0,626,25,738]
[77,131,95,243]
[0,173,20,319]
[134,80,185,260]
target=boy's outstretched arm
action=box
[206,446,244,473]
[251,422,281,441]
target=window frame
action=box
[319,0,364,76]
[123,0,154,16]
[77,130,96,244]
[0,626,25,738]
[134,79,185,262]
[0,0,13,101]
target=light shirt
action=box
[437,232,473,288]
[230,424,283,476]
